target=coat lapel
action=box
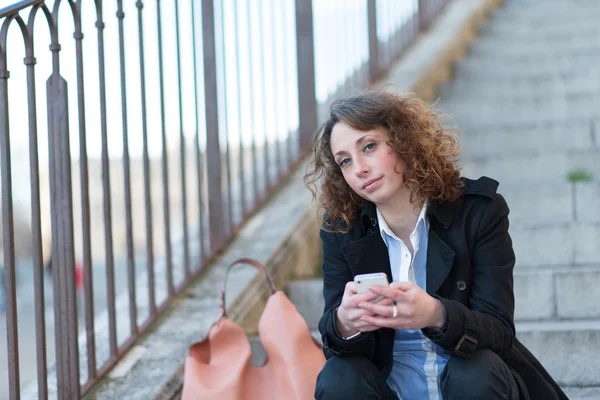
[339,199,457,293]
[425,229,455,295]
[340,232,392,282]
[340,201,393,282]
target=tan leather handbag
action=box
[181,258,326,400]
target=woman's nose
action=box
[353,159,369,177]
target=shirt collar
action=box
[376,202,429,247]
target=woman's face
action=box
[330,122,408,206]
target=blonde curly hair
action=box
[304,89,463,233]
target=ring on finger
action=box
[391,304,398,319]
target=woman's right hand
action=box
[335,281,393,338]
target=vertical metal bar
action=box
[233,0,246,219]
[117,0,138,336]
[95,1,118,356]
[270,0,282,178]
[47,59,80,400]
[136,0,156,315]
[73,1,97,380]
[174,0,191,276]
[218,0,234,235]
[190,0,206,260]
[257,3,271,191]
[245,0,259,207]
[282,0,293,168]
[156,0,174,294]
[0,64,20,400]
[24,43,49,399]
[419,0,429,31]
[367,0,378,83]
[202,0,225,251]
[295,0,318,153]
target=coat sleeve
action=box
[423,193,516,359]
[318,226,379,361]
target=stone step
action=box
[439,71,600,97]
[460,150,598,186]
[491,6,600,23]
[514,266,600,322]
[481,180,600,227]
[453,58,600,80]
[443,103,600,127]
[473,34,600,51]
[509,222,600,268]
[437,81,600,102]
[458,120,596,156]
[562,386,600,400]
[468,40,600,59]
[480,21,600,39]
[516,320,600,387]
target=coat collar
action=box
[343,177,498,294]
[352,198,455,294]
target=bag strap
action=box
[219,258,277,319]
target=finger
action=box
[389,281,415,291]
[357,301,395,317]
[345,281,358,295]
[348,290,381,307]
[368,285,402,300]
[360,314,400,329]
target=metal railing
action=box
[0,0,448,398]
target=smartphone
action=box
[354,272,389,302]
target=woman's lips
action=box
[362,177,382,191]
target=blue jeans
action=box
[315,349,520,400]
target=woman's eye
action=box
[339,158,350,167]
[363,142,376,152]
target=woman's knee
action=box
[315,355,392,400]
[441,349,518,400]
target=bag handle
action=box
[219,258,277,318]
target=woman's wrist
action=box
[335,307,359,338]
[427,298,445,329]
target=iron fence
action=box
[0,0,448,398]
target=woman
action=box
[304,90,566,400]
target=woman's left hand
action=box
[358,281,445,331]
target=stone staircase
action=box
[287,0,600,398]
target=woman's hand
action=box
[357,281,445,331]
[336,281,395,337]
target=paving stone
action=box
[516,320,600,387]
[499,183,573,227]
[562,386,600,400]
[576,181,600,223]
[510,223,600,267]
[513,270,555,321]
[468,40,600,59]
[555,267,600,320]
[458,121,593,156]
[453,58,600,80]
[460,152,599,186]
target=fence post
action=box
[47,66,80,398]
[419,0,430,31]
[201,0,225,251]
[295,0,318,153]
[367,0,379,84]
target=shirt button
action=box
[457,281,467,291]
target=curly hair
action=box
[304,89,463,233]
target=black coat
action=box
[318,176,567,400]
